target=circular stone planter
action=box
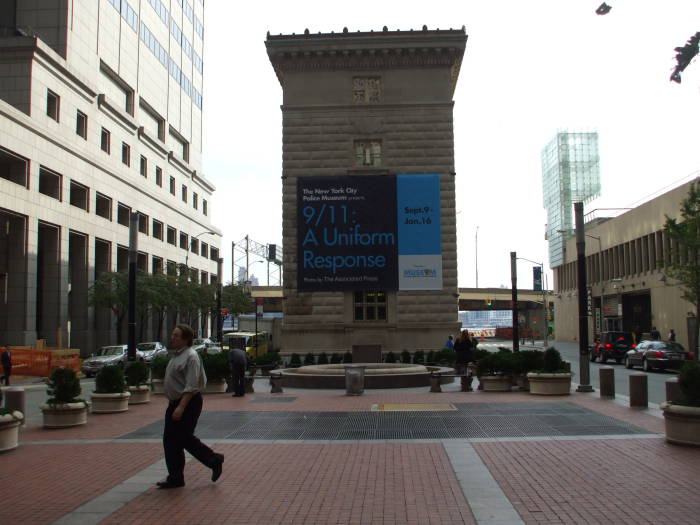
[151,379,165,394]
[479,375,514,392]
[527,373,572,395]
[40,402,88,428]
[0,411,24,452]
[661,402,700,446]
[128,386,151,405]
[91,392,131,413]
[273,363,455,389]
[203,379,227,394]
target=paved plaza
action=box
[3,377,700,525]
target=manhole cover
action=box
[372,403,457,412]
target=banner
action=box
[297,174,442,291]
[533,266,542,291]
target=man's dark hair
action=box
[175,324,195,346]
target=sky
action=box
[202,0,700,289]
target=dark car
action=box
[590,331,635,363]
[625,340,689,372]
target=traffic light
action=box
[485,298,493,308]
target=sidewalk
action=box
[3,378,699,525]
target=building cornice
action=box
[98,94,138,135]
[138,127,169,158]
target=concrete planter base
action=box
[480,375,514,392]
[527,373,572,395]
[151,379,165,394]
[203,380,227,394]
[661,402,700,446]
[0,412,24,452]
[128,386,151,404]
[41,402,88,428]
[91,392,130,413]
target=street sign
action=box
[586,288,593,317]
[220,308,229,317]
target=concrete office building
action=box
[0,0,220,353]
[553,177,698,350]
[266,27,466,358]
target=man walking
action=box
[157,324,224,489]
[1,346,11,386]
[229,346,248,397]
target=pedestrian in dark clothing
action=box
[1,347,11,386]
[669,328,676,342]
[157,324,224,490]
[453,331,473,375]
[228,347,247,397]
[651,326,661,340]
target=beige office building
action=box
[266,28,466,357]
[553,178,698,350]
[0,0,220,353]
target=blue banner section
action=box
[397,174,441,255]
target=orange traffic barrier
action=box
[7,348,80,377]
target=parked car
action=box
[137,342,167,363]
[590,331,636,363]
[193,338,215,346]
[81,345,145,377]
[625,340,689,372]
[193,343,222,355]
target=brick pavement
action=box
[4,381,700,525]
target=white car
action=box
[81,345,144,377]
[137,342,168,363]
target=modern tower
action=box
[542,131,601,268]
[0,0,220,352]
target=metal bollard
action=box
[665,377,682,404]
[4,387,25,424]
[629,373,648,408]
[270,373,284,394]
[245,376,255,393]
[344,365,366,396]
[430,373,442,393]
[599,367,615,397]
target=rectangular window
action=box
[179,232,188,250]
[152,256,163,274]
[38,167,62,200]
[0,147,29,187]
[167,226,176,245]
[166,260,177,276]
[191,238,199,254]
[101,128,111,153]
[76,111,87,139]
[169,176,175,195]
[210,247,219,261]
[201,242,208,258]
[95,193,112,220]
[353,77,381,104]
[202,199,208,216]
[192,192,198,210]
[122,143,131,166]
[152,219,163,240]
[155,166,163,187]
[355,140,382,167]
[353,291,387,322]
[117,203,131,226]
[47,89,60,121]
[140,155,147,177]
[200,271,208,285]
[138,212,148,234]
[69,181,89,211]
[181,184,187,203]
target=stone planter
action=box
[480,375,514,392]
[151,379,165,394]
[203,379,227,394]
[91,392,131,413]
[128,385,151,405]
[527,373,572,395]
[661,402,700,446]
[0,411,24,452]
[41,402,88,428]
[515,374,530,391]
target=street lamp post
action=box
[516,256,548,348]
[184,230,215,272]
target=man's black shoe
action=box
[156,480,185,489]
[232,393,244,397]
[211,454,224,482]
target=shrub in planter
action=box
[317,352,329,365]
[330,353,342,364]
[435,348,457,366]
[400,350,411,364]
[303,352,316,366]
[527,347,572,396]
[42,367,88,427]
[125,360,149,387]
[0,408,24,452]
[679,360,700,406]
[542,347,566,372]
[92,365,130,413]
[202,351,230,381]
[254,351,280,367]
[150,355,171,380]
[661,360,700,445]
[342,351,353,363]
[426,350,436,364]
[413,350,425,364]
[289,353,302,368]
[384,351,397,363]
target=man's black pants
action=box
[163,393,217,484]
[231,363,245,396]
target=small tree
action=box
[303,352,316,366]
[400,350,411,364]
[88,271,128,342]
[664,182,700,359]
[384,351,397,363]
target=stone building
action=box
[0,1,220,353]
[266,27,466,357]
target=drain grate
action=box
[118,402,653,441]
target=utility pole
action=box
[575,202,594,392]
[511,251,519,352]
[231,241,235,286]
[475,226,479,288]
[127,211,138,361]
[217,257,223,342]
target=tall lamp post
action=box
[184,230,215,273]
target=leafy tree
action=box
[88,271,128,342]
[222,284,253,315]
[664,182,700,358]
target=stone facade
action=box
[0,1,219,353]
[266,28,466,355]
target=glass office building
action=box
[542,131,601,267]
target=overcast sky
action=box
[202,0,700,288]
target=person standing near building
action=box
[157,324,224,489]
[668,328,676,342]
[453,331,469,375]
[444,334,455,350]
[651,326,661,340]
[228,346,248,397]
[1,346,11,386]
